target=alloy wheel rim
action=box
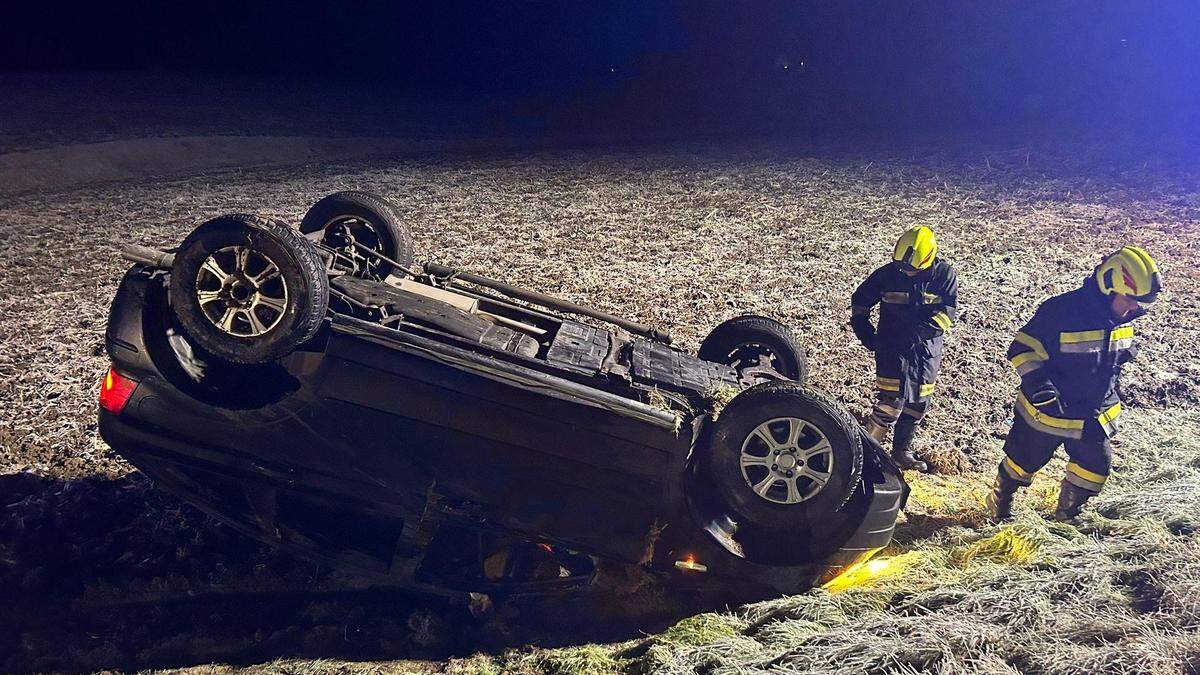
[739,416,833,505]
[196,245,289,337]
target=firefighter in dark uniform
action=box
[988,246,1162,521]
[850,226,958,472]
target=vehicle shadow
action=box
[0,472,713,672]
[891,511,970,546]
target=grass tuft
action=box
[701,385,741,420]
[644,388,684,435]
[444,654,502,675]
[950,525,1039,567]
[516,645,621,675]
[656,613,743,647]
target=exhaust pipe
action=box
[424,262,672,344]
[120,244,175,269]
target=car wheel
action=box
[698,315,808,383]
[706,381,862,529]
[299,191,413,279]
[170,213,329,364]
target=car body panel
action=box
[99,265,907,598]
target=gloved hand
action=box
[1026,382,1068,418]
[860,332,876,352]
[913,322,940,342]
[1116,344,1139,366]
[851,322,876,351]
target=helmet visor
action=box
[1133,272,1163,303]
[1132,289,1159,304]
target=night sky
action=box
[3,1,1197,138]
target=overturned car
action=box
[98,191,907,602]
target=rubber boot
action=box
[1053,480,1095,522]
[891,418,929,473]
[985,468,1020,522]
[865,419,889,443]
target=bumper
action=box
[659,430,909,597]
[816,442,908,584]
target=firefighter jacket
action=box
[1006,276,1140,440]
[851,259,958,353]
[851,260,958,403]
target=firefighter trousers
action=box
[870,346,941,428]
[999,409,1112,494]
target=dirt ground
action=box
[2,139,1199,672]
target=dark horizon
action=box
[4,1,1199,140]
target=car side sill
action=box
[328,314,681,431]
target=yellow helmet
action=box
[893,226,938,271]
[1095,246,1161,301]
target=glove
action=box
[851,320,876,352]
[860,332,876,352]
[913,322,940,342]
[1026,381,1068,418]
[1116,344,1139,366]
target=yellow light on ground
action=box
[822,552,895,592]
[952,527,1038,566]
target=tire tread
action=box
[298,191,413,275]
[171,213,329,364]
[699,314,809,382]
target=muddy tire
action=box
[299,191,413,279]
[170,214,329,364]
[699,315,808,382]
[706,381,862,529]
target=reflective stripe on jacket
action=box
[850,259,958,351]
[1006,276,1139,437]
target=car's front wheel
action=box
[705,381,862,530]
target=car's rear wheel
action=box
[299,191,413,280]
[699,315,808,383]
[706,381,862,529]
[170,214,329,364]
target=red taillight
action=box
[99,366,139,415]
